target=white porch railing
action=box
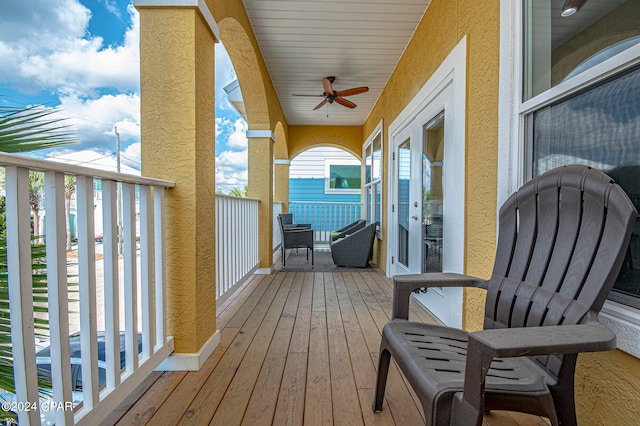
[290,201,362,244]
[215,195,259,304]
[0,152,174,426]
[273,201,283,251]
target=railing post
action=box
[76,175,100,409]
[122,183,139,372]
[247,131,275,273]
[102,179,121,388]
[5,166,40,425]
[44,171,74,425]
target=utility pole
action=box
[115,126,123,255]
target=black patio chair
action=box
[278,214,314,268]
[330,219,366,241]
[373,165,637,426]
[331,222,376,268]
[278,213,311,230]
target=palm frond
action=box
[0,105,76,153]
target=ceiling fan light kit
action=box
[292,76,369,111]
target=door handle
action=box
[411,215,418,221]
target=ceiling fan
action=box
[292,77,369,110]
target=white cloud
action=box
[0,2,139,96]
[227,119,248,150]
[100,0,122,18]
[215,117,232,139]
[121,142,141,170]
[51,92,140,151]
[216,149,248,190]
[215,43,237,111]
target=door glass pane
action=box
[373,133,382,181]
[397,139,411,267]
[422,112,444,273]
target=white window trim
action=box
[363,120,384,236]
[498,0,640,359]
[324,158,361,194]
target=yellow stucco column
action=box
[274,159,290,212]
[136,2,220,369]
[247,131,274,273]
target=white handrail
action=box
[0,151,174,425]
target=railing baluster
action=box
[139,185,153,359]
[102,179,121,388]
[122,183,138,372]
[5,166,40,425]
[154,187,166,346]
[77,175,100,409]
[44,171,74,425]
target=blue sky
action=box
[0,0,248,191]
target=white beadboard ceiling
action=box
[241,1,620,126]
[242,0,431,126]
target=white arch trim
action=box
[246,130,276,142]
[133,0,220,41]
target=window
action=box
[508,0,640,356]
[363,124,383,237]
[324,159,361,194]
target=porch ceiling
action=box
[242,0,431,126]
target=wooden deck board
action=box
[111,268,549,426]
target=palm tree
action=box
[0,104,75,417]
[29,171,45,240]
[229,184,248,198]
[65,175,76,251]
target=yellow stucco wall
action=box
[288,125,363,160]
[362,0,498,319]
[138,7,217,353]
[358,0,640,423]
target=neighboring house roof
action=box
[224,79,247,122]
[48,150,140,176]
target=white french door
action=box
[390,84,452,275]
[387,39,467,327]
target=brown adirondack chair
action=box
[373,165,637,426]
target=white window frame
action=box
[363,120,383,237]
[498,0,640,359]
[324,158,361,194]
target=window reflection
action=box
[531,66,640,308]
[523,0,639,101]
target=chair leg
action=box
[282,247,286,267]
[373,347,391,412]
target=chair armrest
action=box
[469,320,616,358]
[451,321,616,425]
[283,224,311,230]
[392,273,487,320]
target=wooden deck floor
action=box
[104,268,551,426]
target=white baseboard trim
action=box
[156,330,220,371]
[255,265,274,274]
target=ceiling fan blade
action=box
[292,93,324,97]
[322,77,334,95]
[337,86,369,97]
[313,99,328,110]
[335,97,357,109]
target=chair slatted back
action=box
[485,166,636,375]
